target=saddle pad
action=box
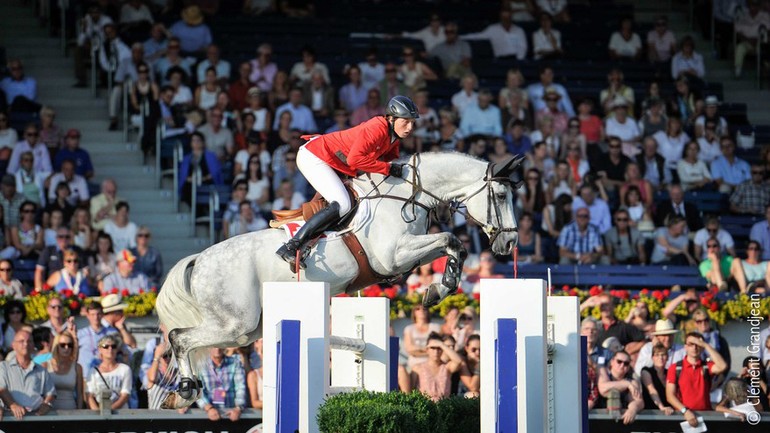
[277,184,370,240]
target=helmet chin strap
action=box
[388,117,402,141]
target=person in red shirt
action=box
[666,331,728,427]
[276,95,419,270]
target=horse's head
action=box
[462,156,523,255]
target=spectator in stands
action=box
[46,248,94,297]
[195,67,222,110]
[699,238,735,290]
[596,136,632,193]
[732,240,770,293]
[107,42,145,131]
[91,179,122,232]
[530,116,561,160]
[657,183,702,231]
[429,22,472,80]
[638,97,667,139]
[532,12,562,60]
[273,144,309,196]
[647,16,677,63]
[625,300,654,333]
[564,141,589,184]
[10,200,43,260]
[516,169,546,214]
[0,259,22,298]
[410,332,464,401]
[451,73,478,116]
[582,317,611,368]
[462,8,527,60]
[697,119,723,164]
[557,207,608,264]
[437,107,464,151]
[198,108,234,161]
[400,13,446,52]
[100,294,137,352]
[734,0,770,78]
[143,23,169,64]
[272,179,304,211]
[547,160,576,202]
[130,226,163,289]
[750,204,770,260]
[498,68,529,113]
[326,109,350,134]
[167,67,193,109]
[524,139,554,181]
[197,347,246,421]
[504,119,532,156]
[668,76,701,126]
[100,249,150,295]
[338,65,368,114]
[625,186,654,228]
[635,319,685,376]
[650,215,696,265]
[40,296,75,337]
[731,165,770,215]
[13,151,45,206]
[38,106,63,158]
[178,132,224,206]
[169,5,212,54]
[693,217,735,261]
[85,334,132,410]
[47,160,90,206]
[620,162,653,208]
[527,65,575,116]
[242,88,271,136]
[536,0,570,22]
[44,182,75,228]
[515,211,543,263]
[535,87,568,136]
[653,116,689,174]
[712,135,750,194]
[585,293,647,354]
[8,123,52,176]
[153,37,195,86]
[597,350,644,424]
[1,59,39,113]
[677,141,713,191]
[228,62,253,112]
[118,0,153,40]
[74,6,113,87]
[717,376,767,420]
[459,89,502,138]
[54,129,94,180]
[0,112,17,163]
[273,88,317,132]
[600,69,636,117]
[404,304,442,370]
[350,88,384,127]
[573,183,611,233]
[77,303,117,375]
[88,231,117,286]
[48,331,83,410]
[399,46,438,93]
[227,201,268,239]
[196,44,231,86]
[666,332,728,427]
[640,343,676,414]
[694,96,728,139]
[250,44,277,93]
[605,209,645,265]
[290,45,330,87]
[609,17,642,60]
[303,71,335,128]
[0,329,56,418]
[411,90,439,144]
[637,136,669,188]
[377,63,409,108]
[605,97,641,158]
[104,201,139,253]
[671,35,705,83]
[222,180,257,237]
[98,22,131,92]
[43,209,65,247]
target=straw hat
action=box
[650,319,679,336]
[182,5,204,26]
[101,294,128,313]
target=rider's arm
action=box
[346,120,393,175]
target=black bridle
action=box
[362,153,521,244]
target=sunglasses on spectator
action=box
[100,344,117,349]
[694,319,709,324]
[614,359,631,367]
[615,217,628,222]
[58,343,73,349]
[707,244,719,248]
[138,233,151,237]
[0,268,11,272]
[707,228,718,233]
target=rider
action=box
[276,95,419,270]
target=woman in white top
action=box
[44,209,64,247]
[86,335,132,410]
[399,46,437,92]
[671,36,705,81]
[677,141,712,191]
[697,120,723,163]
[243,87,270,133]
[530,116,561,159]
[412,90,439,142]
[451,73,478,115]
[498,68,529,111]
[403,304,442,370]
[88,231,117,286]
[623,186,652,227]
[71,208,95,251]
[653,117,690,171]
[0,260,24,299]
[167,67,193,107]
[10,201,43,259]
[548,160,577,203]
[194,67,221,110]
[241,154,270,208]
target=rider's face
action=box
[392,118,415,139]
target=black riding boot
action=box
[276,201,341,271]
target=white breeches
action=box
[297,145,351,217]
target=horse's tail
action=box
[156,254,202,332]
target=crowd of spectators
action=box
[0,0,770,425]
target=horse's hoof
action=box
[178,377,198,400]
[422,284,442,307]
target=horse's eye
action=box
[496,193,507,201]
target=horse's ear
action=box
[491,155,525,178]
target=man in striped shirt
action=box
[558,207,609,265]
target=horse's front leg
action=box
[393,232,466,307]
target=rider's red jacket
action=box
[303,116,400,177]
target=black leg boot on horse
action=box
[276,201,341,272]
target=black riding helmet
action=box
[385,95,420,119]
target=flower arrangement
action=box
[354,283,769,325]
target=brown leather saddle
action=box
[270,184,389,293]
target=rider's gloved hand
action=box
[389,163,404,178]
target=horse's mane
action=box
[394,151,490,166]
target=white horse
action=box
[155,152,521,408]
